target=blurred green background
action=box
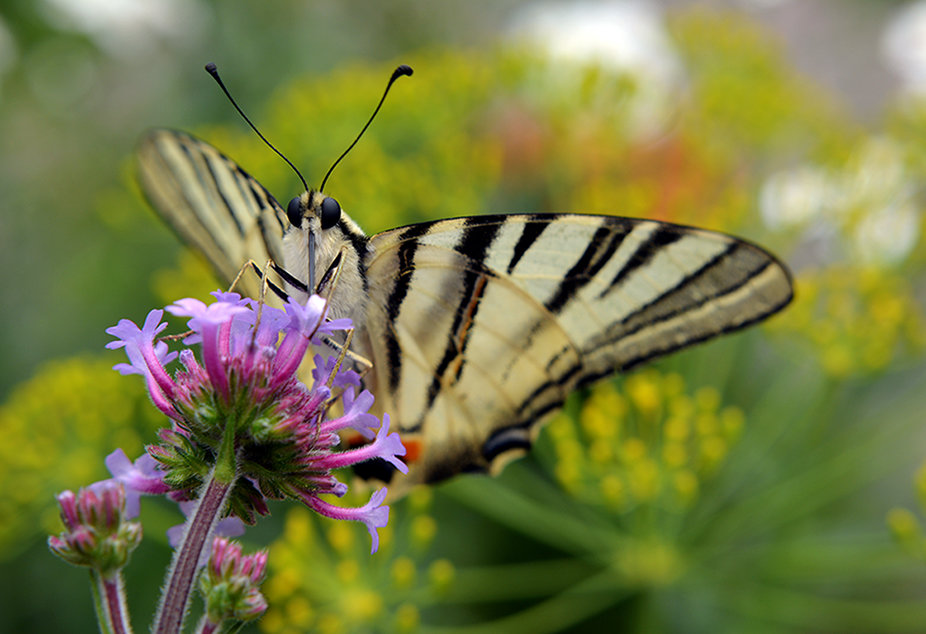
[4,0,926,632]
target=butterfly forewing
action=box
[137,129,289,299]
[363,214,792,492]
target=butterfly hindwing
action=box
[362,214,792,492]
[136,129,289,298]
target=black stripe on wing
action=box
[506,214,551,274]
[599,226,684,298]
[422,218,503,419]
[544,223,631,313]
[181,139,245,235]
[137,129,289,286]
[384,221,436,393]
[480,233,792,470]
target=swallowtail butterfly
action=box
[136,68,793,498]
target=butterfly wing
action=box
[136,129,290,298]
[361,214,792,494]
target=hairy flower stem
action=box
[153,421,238,634]
[153,475,234,633]
[91,570,131,634]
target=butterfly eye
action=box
[287,196,303,227]
[320,196,341,230]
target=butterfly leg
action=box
[319,332,375,378]
[315,245,349,299]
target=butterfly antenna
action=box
[205,62,310,194]
[319,64,413,192]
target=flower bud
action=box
[199,537,269,625]
[48,480,142,575]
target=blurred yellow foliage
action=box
[549,369,744,514]
[260,486,449,634]
[0,357,160,557]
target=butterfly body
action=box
[137,128,793,497]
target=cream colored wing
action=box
[136,129,290,298]
[360,214,793,493]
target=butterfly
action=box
[136,117,792,498]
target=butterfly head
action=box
[286,191,341,231]
[281,190,369,322]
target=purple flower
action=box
[312,353,361,390]
[320,387,379,438]
[107,292,406,553]
[104,449,170,518]
[247,303,290,349]
[306,488,390,554]
[210,290,249,306]
[286,295,352,340]
[208,537,267,584]
[166,298,250,402]
[270,297,330,388]
[179,291,251,347]
[106,310,179,415]
[315,415,408,474]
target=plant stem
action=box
[153,416,239,633]
[152,469,235,633]
[91,569,132,634]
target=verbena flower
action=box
[48,480,142,574]
[104,448,170,519]
[199,537,269,626]
[0,356,163,558]
[105,291,407,552]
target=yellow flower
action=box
[770,266,925,377]
[546,370,744,514]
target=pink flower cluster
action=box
[104,291,407,552]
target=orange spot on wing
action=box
[401,437,422,464]
[344,432,368,448]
